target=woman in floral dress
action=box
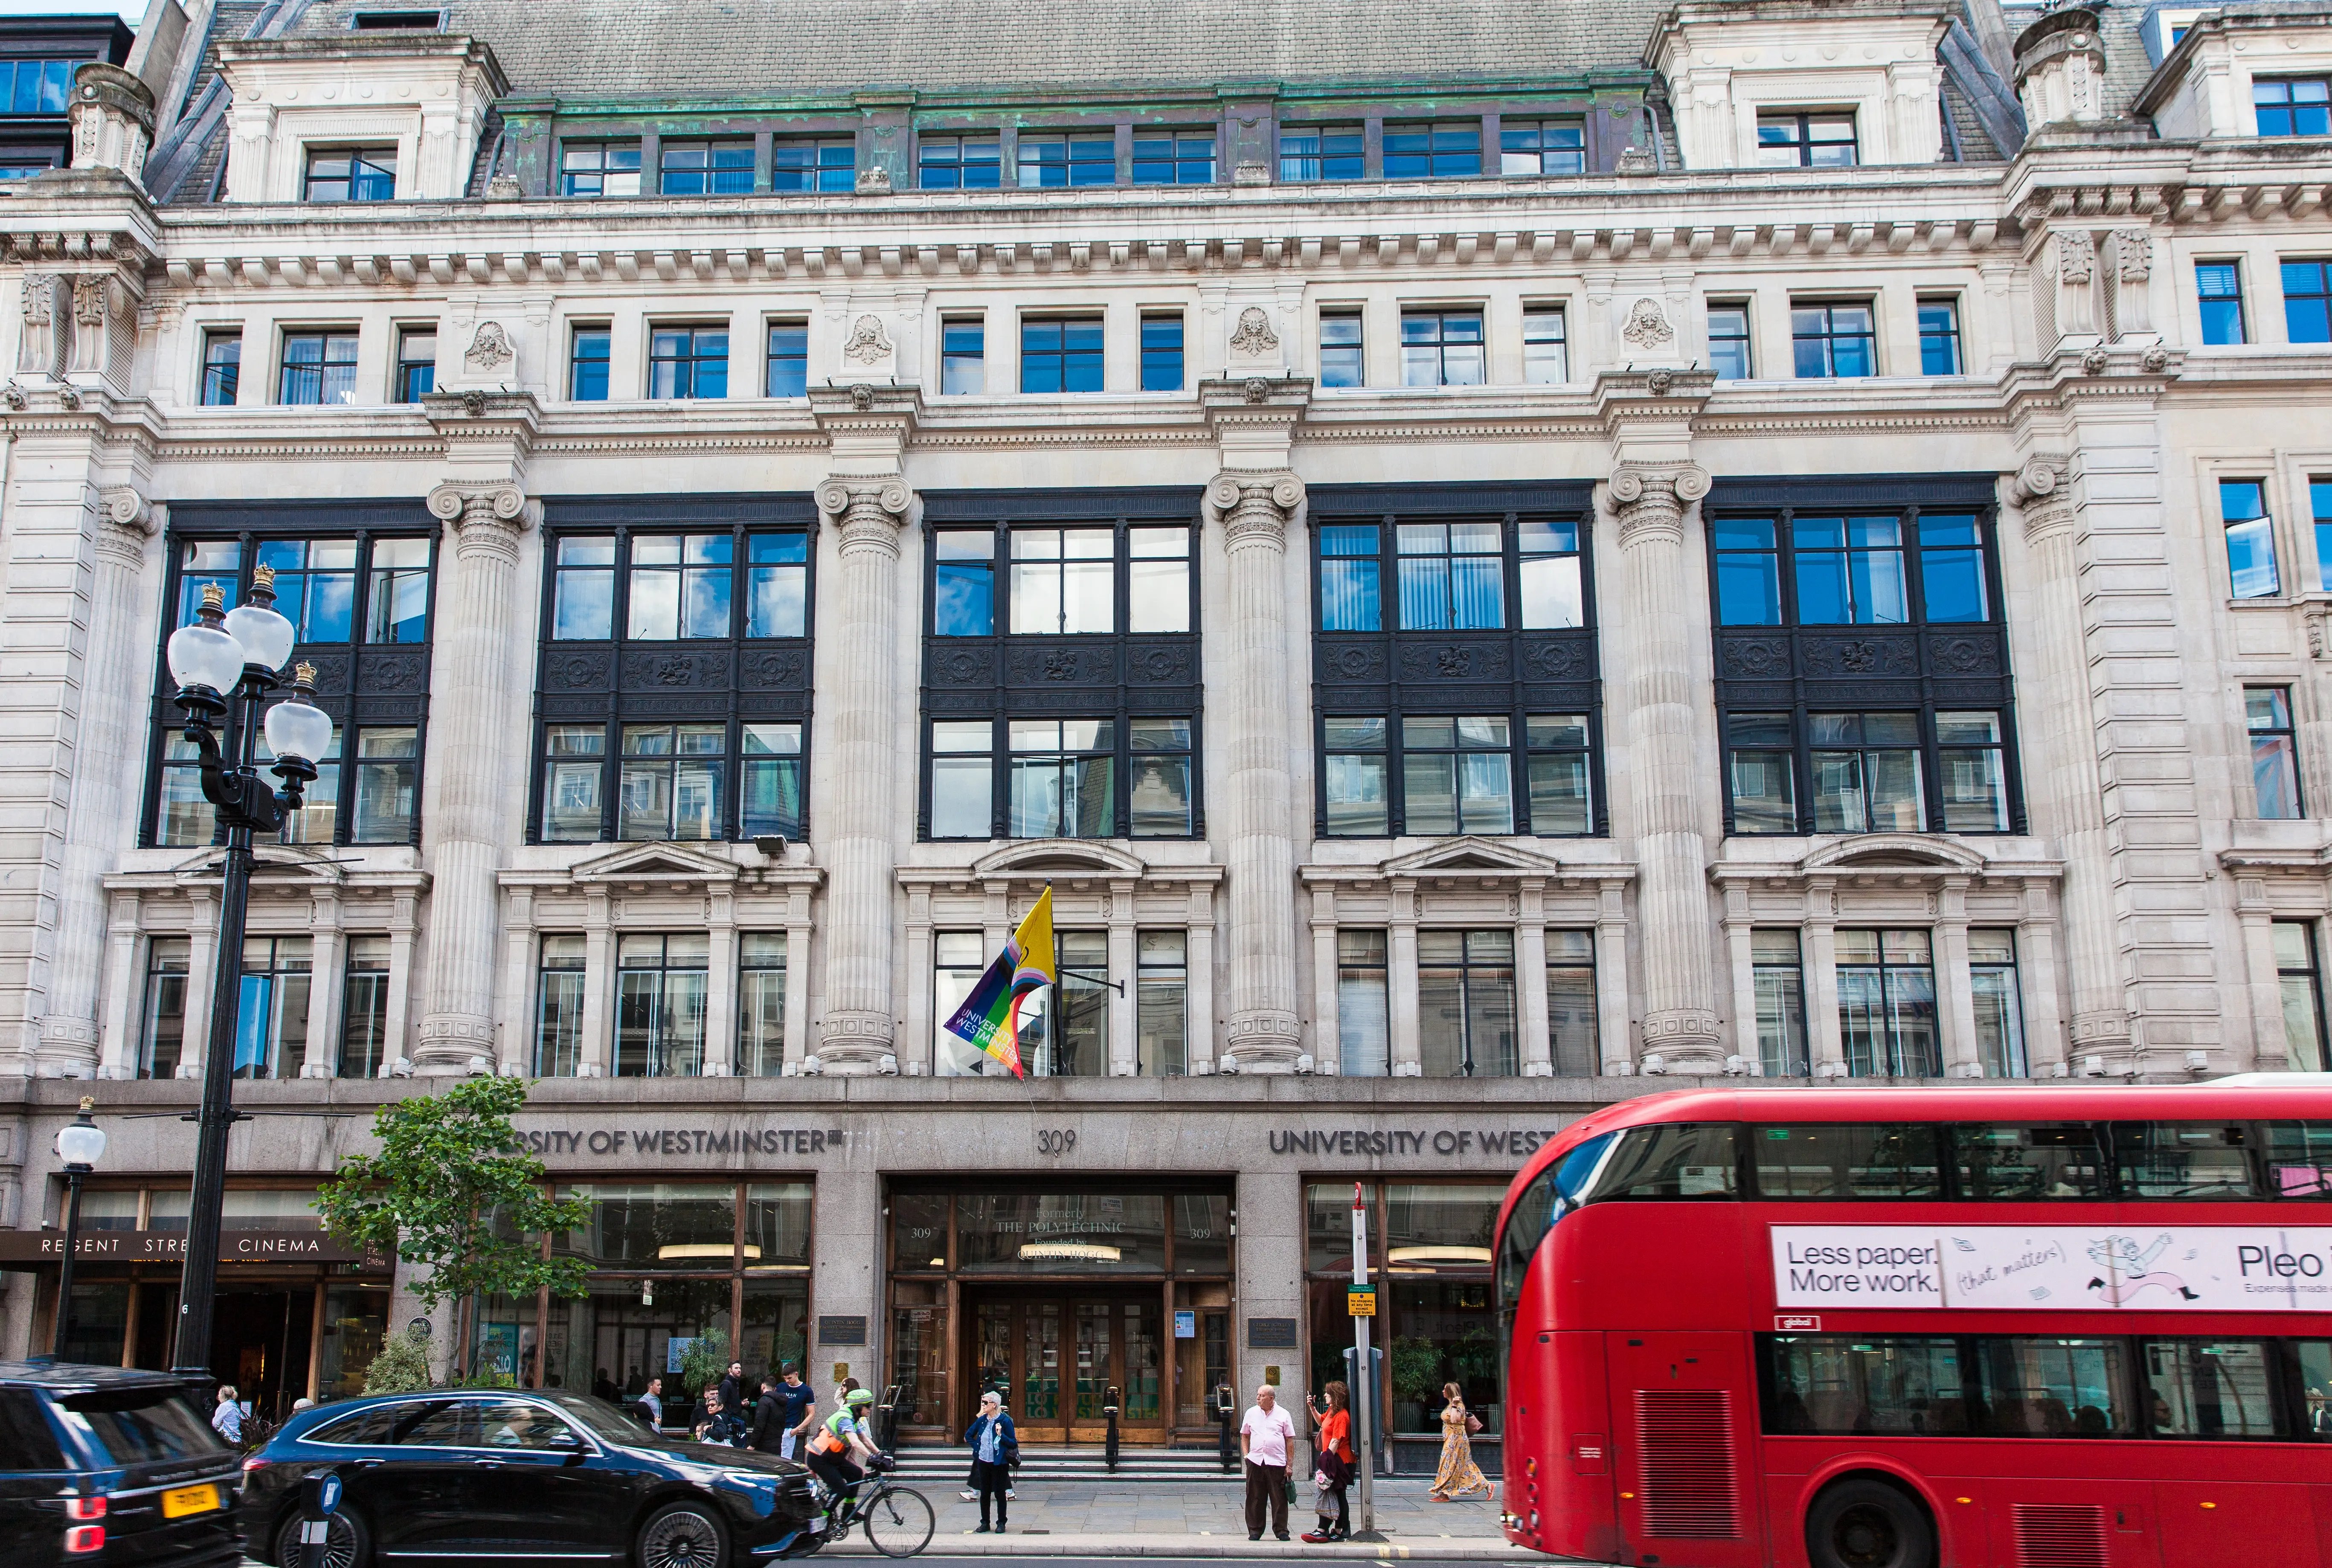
[1429,1382,1492,1500]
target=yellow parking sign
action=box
[1347,1284,1377,1317]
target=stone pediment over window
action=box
[568,842,742,885]
[1797,834,1989,874]
[1378,837,1571,877]
[971,839,1147,880]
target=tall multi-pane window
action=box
[257,538,358,642]
[2274,921,2329,1071]
[270,723,340,845]
[1131,133,1214,184]
[1417,930,1516,1077]
[2254,77,2331,136]
[200,331,241,406]
[139,937,191,1080]
[1020,317,1104,393]
[741,723,804,839]
[1383,120,1481,178]
[551,538,616,638]
[1036,931,1109,1076]
[1708,304,1753,380]
[737,933,787,1077]
[1546,931,1597,1076]
[1007,720,1115,838]
[746,534,808,638]
[1336,931,1391,1076]
[1317,524,1381,633]
[1136,932,1187,1075]
[927,722,993,838]
[941,319,985,394]
[1402,717,1515,835]
[918,134,1001,189]
[2222,479,2280,598]
[303,147,396,201]
[1968,929,2027,1078]
[1525,716,1594,835]
[2,60,73,116]
[1809,713,1926,832]
[234,936,314,1079]
[649,326,729,400]
[933,532,995,636]
[1522,308,1568,384]
[934,933,1002,1076]
[1018,134,1115,187]
[1500,121,1585,175]
[2313,478,2332,591]
[1126,528,1194,631]
[339,937,391,1079]
[1791,302,1876,378]
[1321,718,1389,835]
[1010,528,1114,633]
[393,329,436,402]
[2282,260,2332,344]
[770,138,854,192]
[559,141,642,196]
[659,139,752,195]
[1400,310,1486,387]
[1751,929,1810,1077]
[765,321,808,398]
[1128,720,1195,835]
[1140,314,1185,392]
[614,933,709,1077]
[279,331,360,405]
[351,727,419,843]
[540,725,606,842]
[1835,928,1939,1077]
[1936,712,2010,832]
[2248,687,2303,819]
[1755,112,1857,167]
[620,723,726,841]
[1319,311,1365,388]
[2198,262,2247,345]
[534,936,587,1076]
[1279,124,1362,181]
[1518,518,1583,628]
[1397,519,1502,629]
[570,327,612,401]
[628,534,733,639]
[1917,299,1963,375]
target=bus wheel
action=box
[1805,1478,1935,1568]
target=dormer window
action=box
[1755,111,1857,168]
[351,9,445,27]
[304,147,397,202]
[2255,78,2331,138]
[4,61,74,116]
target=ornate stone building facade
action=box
[0,0,2328,1441]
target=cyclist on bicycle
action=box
[804,1386,883,1522]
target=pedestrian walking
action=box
[777,1364,818,1459]
[1239,1382,1297,1542]
[718,1360,748,1416]
[963,1389,1018,1533]
[1301,1381,1354,1542]
[1429,1382,1492,1501]
[210,1385,243,1444]
[633,1375,666,1433]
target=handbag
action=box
[1464,1412,1483,1435]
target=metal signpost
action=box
[298,1472,342,1568]
[1349,1183,1377,1539]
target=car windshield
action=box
[540,1391,671,1446]
[59,1386,224,1466]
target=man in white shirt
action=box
[1238,1383,1298,1541]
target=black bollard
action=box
[1216,1384,1236,1473]
[1103,1385,1120,1475]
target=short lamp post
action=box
[49,1097,106,1360]
[162,565,331,1380]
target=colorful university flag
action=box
[940,886,1056,1078]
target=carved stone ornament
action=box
[99,486,155,532]
[1228,307,1280,357]
[1,384,23,410]
[816,476,913,557]
[855,166,892,195]
[1243,377,1269,404]
[21,275,52,326]
[1206,472,1305,548]
[2141,345,2169,373]
[2013,457,2062,505]
[2055,230,2096,282]
[2082,346,2109,375]
[459,388,487,415]
[426,482,527,525]
[2112,229,2152,282]
[72,277,107,328]
[842,314,894,366]
[849,383,874,411]
[463,321,514,373]
[1646,368,1673,396]
[1621,296,1674,348]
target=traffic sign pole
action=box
[1350,1184,1377,1540]
[298,1471,342,1568]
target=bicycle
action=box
[819,1459,935,1558]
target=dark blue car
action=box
[238,1388,822,1567]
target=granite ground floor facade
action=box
[0,1075,1609,1453]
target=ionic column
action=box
[1516,878,1553,1077]
[1935,876,1981,1078]
[1204,473,1305,1072]
[814,476,912,1074]
[413,483,532,1076]
[39,488,159,1078]
[1609,464,1722,1069]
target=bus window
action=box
[2297,1342,2332,1437]
[2112,1123,2257,1199]
[2260,1121,2332,1197]
[1591,1124,1737,1200]
[1952,1124,2111,1200]
[1749,1124,1943,1199]
[1976,1337,2131,1437]
[1763,1335,1969,1435]
[2142,1341,2280,1439]
[1494,1132,1614,1318]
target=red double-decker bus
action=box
[1493,1080,2332,1568]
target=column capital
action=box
[1203,470,1304,548]
[2010,455,2076,545]
[815,474,913,556]
[1607,462,1710,551]
[95,485,157,566]
[427,481,532,559]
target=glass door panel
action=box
[1022,1301,1063,1428]
[1073,1301,1112,1422]
[1121,1299,1162,1427]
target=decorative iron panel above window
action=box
[145,500,439,849]
[919,488,1203,841]
[531,494,816,846]
[1309,483,1600,838]
[1704,473,2022,837]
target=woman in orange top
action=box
[1302,1381,1355,1543]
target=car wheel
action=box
[273,1507,369,1568]
[637,1501,729,1568]
[1805,1478,1935,1568]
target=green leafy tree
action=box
[316,1077,591,1373]
[679,1329,732,1401]
[363,1323,436,1395]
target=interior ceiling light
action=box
[657,1243,762,1260]
[1387,1245,1494,1265]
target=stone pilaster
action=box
[813,474,912,1073]
[1610,462,1723,1069]
[412,481,531,1076]
[1205,471,1305,1072]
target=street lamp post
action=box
[50,1097,107,1359]
[163,566,330,1380]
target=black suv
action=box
[240,1388,823,1566]
[0,1359,242,1568]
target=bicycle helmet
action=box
[846,1387,877,1408]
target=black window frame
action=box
[393,327,436,404]
[1917,296,1963,376]
[1498,119,1586,175]
[1706,475,2022,837]
[1791,299,1879,379]
[1019,315,1104,395]
[1708,302,1754,379]
[558,139,642,197]
[765,319,809,398]
[199,329,241,407]
[2254,75,2332,138]
[1278,123,1364,182]
[1382,119,1483,178]
[1016,131,1118,189]
[2283,258,2332,345]
[647,323,729,401]
[2247,685,2304,819]
[301,144,398,202]
[1140,312,1185,392]
[770,136,857,193]
[656,138,754,197]
[529,495,817,847]
[144,502,440,850]
[917,132,1002,190]
[277,328,360,407]
[2198,261,2248,346]
[1130,131,1215,186]
[1319,310,1365,388]
[1754,110,1859,168]
[1399,308,1487,387]
[569,325,612,401]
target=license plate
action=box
[161,1483,220,1519]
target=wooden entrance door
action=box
[968,1292,1167,1444]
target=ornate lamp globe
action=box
[221,563,296,675]
[262,664,333,781]
[54,1098,104,1170]
[165,584,245,703]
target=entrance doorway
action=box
[966,1290,1165,1444]
[212,1287,316,1425]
